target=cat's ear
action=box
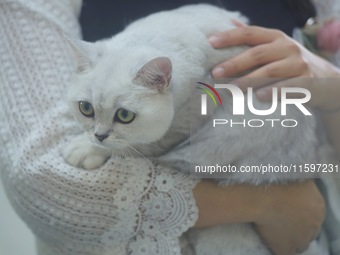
[133,57,172,93]
[65,36,99,73]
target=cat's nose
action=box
[95,133,109,142]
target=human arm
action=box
[193,180,325,255]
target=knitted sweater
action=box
[0,0,198,254]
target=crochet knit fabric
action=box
[1,0,340,254]
[0,0,198,254]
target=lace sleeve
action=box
[0,1,199,254]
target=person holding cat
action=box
[0,0,339,255]
[76,0,338,254]
[202,2,340,254]
[76,0,340,254]
[205,21,340,255]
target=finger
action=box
[209,26,285,48]
[236,58,308,91]
[255,77,313,102]
[231,19,247,28]
[270,76,320,106]
[212,42,288,78]
[296,245,310,254]
[255,84,281,102]
[293,235,312,254]
[232,78,286,95]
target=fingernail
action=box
[256,88,270,100]
[208,35,220,46]
[212,67,225,78]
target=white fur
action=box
[63,4,321,255]
[64,4,247,167]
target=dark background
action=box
[79,0,316,41]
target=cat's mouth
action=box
[92,136,128,150]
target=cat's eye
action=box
[114,108,135,124]
[79,101,94,118]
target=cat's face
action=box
[67,39,174,149]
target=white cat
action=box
[63,4,320,255]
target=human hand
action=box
[193,180,325,255]
[209,24,340,111]
[253,180,325,255]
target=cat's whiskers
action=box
[133,143,165,154]
[118,146,146,176]
[111,140,134,156]
[114,148,129,174]
[120,146,150,172]
[110,140,136,160]
[125,144,153,166]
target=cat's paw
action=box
[63,136,111,170]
